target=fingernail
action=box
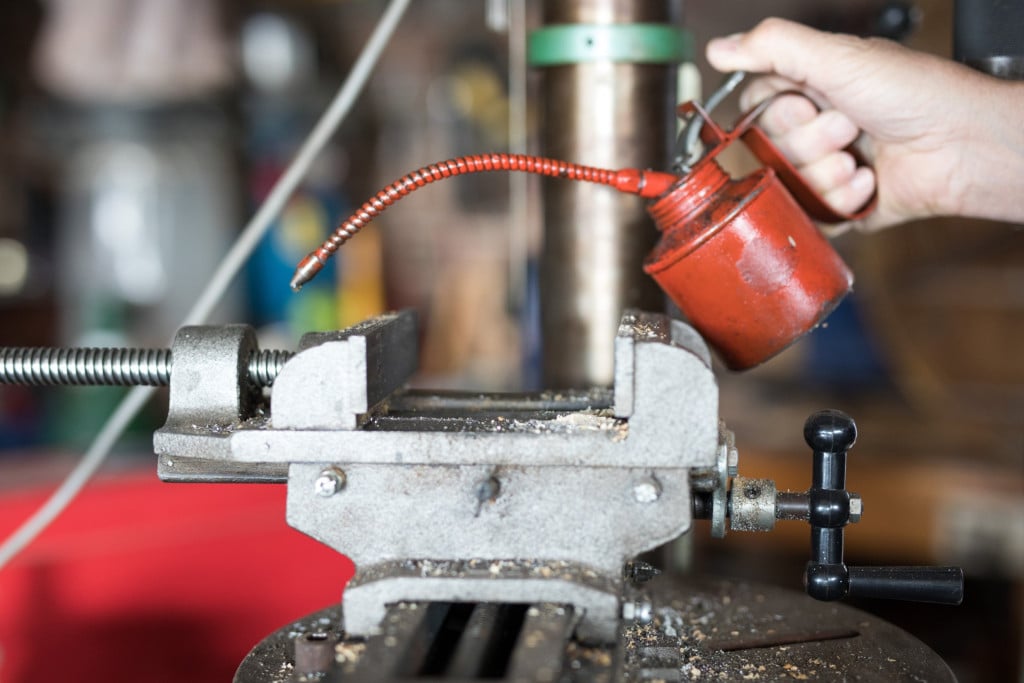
[824,111,858,145]
[851,167,874,193]
[738,91,754,111]
[720,32,745,44]
[706,32,745,65]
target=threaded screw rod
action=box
[0,347,293,387]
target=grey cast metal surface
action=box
[153,309,720,643]
[233,577,957,683]
[538,0,676,389]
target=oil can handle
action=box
[677,93,878,224]
[735,92,877,223]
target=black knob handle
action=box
[848,566,964,604]
[804,410,855,579]
[800,410,964,606]
[804,408,856,494]
[806,564,965,605]
[804,409,857,456]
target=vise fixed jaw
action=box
[154,309,723,643]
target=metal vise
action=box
[154,309,722,643]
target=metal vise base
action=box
[342,560,615,644]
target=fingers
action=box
[706,19,823,82]
[738,76,829,112]
[822,166,876,217]
[706,18,864,95]
[737,76,858,165]
[768,111,871,216]
[705,20,879,220]
[806,165,878,237]
[740,83,873,218]
[799,152,857,193]
[770,109,859,166]
[751,93,817,136]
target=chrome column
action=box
[534,0,683,388]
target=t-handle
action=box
[802,410,964,605]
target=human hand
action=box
[706,18,1024,231]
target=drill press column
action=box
[534,0,684,388]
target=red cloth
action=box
[0,469,353,682]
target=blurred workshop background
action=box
[0,0,1020,681]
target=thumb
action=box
[706,18,858,94]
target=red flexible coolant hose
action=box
[289,153,678,291]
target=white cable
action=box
[0,0,411,571]
[184,0,409,326]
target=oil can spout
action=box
[612,168,679,199]
[288,154,679,291]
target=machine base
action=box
[234,576,956,682]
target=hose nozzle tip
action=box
[290,252,325,292]
[615,169,679,199]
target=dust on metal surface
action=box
[236,578,955,682]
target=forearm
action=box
[957,79,1024,224]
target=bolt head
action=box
[632,477,661,504]
[622,600,653,624]
[314,468,346,497]
[848,494,863,523]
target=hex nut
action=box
[849,494,863,523]
[314,468,347,497]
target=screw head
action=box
[314,468,346,497]
[624,560,661,585]
[475,476,501,502]
[632,476,662,504]
[848,494,863,523]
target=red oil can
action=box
[291,95,875,373]
[643,99,875,370]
